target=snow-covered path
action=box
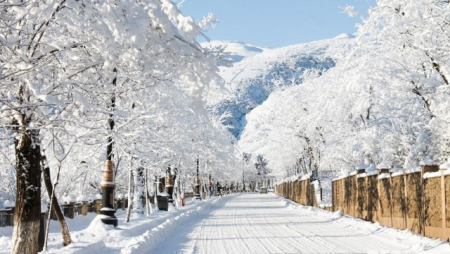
[2,193,450,253]
[151,193,449,254]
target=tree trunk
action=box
[154,174,159,211]
[144,168,150,215]
[125,168,132,222]
[132,167,145,214]
[11,131,41,254]
[42,157,72,246]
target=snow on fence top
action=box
[332,161,450,181]
[76,195,89,202]
[277,173,312,184]
[3,200,14,208]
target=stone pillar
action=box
[100,160,117,227]
[81,201,88,216]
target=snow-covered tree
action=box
[0,0,237,252]
[238,0,450,181]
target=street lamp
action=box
[194,158,201,200]
[100,68,117,227]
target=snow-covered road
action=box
[151,193,449,254]
[2,193,450,253]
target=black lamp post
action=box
[194,158,201,200]
[100,68,118,227]
[242,165,245,192]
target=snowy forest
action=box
[1,0,450,253]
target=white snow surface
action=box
[201,40,267,63]
[203,36,355,106]
[216,35,354,87]
[2,194,450,253]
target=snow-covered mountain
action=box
[206,34,356,138]
[202,40,267,63]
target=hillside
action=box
[205,34,356,138]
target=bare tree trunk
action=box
[149,173,154,214]
[11,131,41,254]
[173,174,179,207]
[154,174,159,211]
[132,167,145,214]
[41,156,72,247]
[144,168,150,215]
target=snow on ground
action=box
[1,193,450,253]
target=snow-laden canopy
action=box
[237,0,450,179]
[0,0,240,203]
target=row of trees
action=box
[238,0,450,179]
[0,1,239,253]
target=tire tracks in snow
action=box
[129,193,450,253]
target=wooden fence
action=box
[275,165,450,241]
[275,177,318,207]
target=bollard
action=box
[156,195,169,211]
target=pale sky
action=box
[177,0,377,48]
